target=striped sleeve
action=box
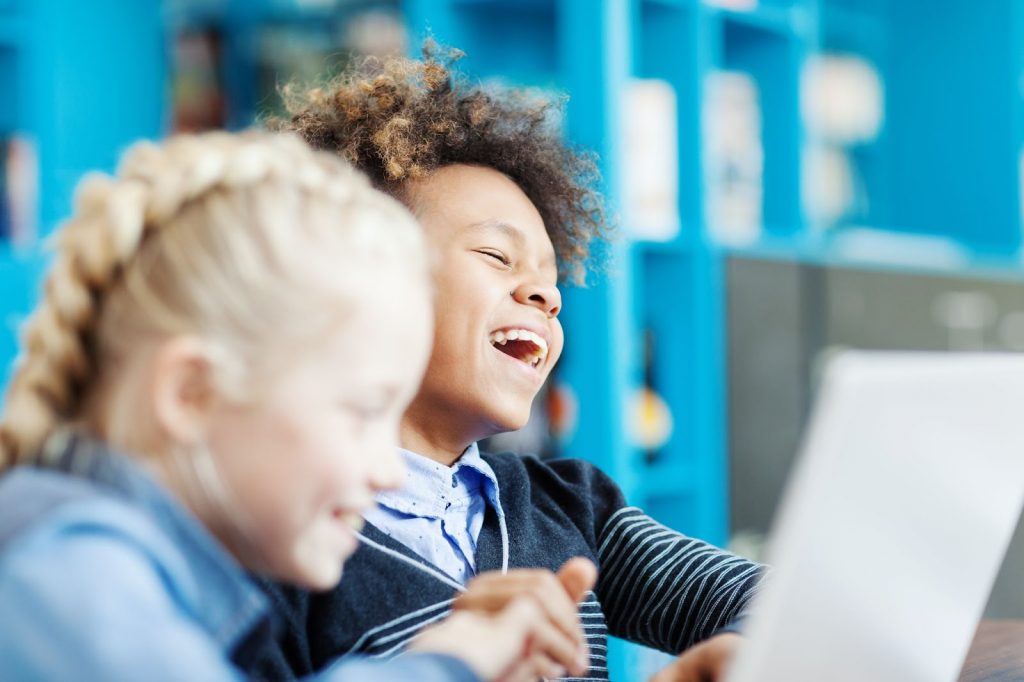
[596,506,764,653]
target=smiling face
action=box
[400,164,564,460]
[204,265,433,589]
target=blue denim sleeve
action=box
[0,525,249,681]
[0,515,482,682]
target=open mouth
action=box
[488,328,549,369]
[332,508,365,532]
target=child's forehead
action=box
[403,163,564,265]
[408,164,525,205]
[408,171,542,228]
[460,219,525,243]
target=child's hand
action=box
[453,557,598,677]
[410,596,577,680]
[648,633,743,682]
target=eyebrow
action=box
[465,219,557,270]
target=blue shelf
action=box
[0,246,47,397]
[642,0,697,8]
[709,4,807,39]
[0,0,166,392]
[640,461,701,499]
[821,3,886,43]
[450,0,553,7]
[722,231,1024,283]
[0,16,22,46]
[812,2,1023,255]
[407,0,558,85]
[168,0,387,28]
[633,238,697,257]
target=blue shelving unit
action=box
[0,0,166,395]
[167,0,402,130]
[1,0,399,392]
[885,3,1020,252]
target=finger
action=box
[649,648,716,682]
[519,611,590,677]
[703,634,742,680]
[456,575,564,615]
[455,582,524,614]
[480,602,543,682]
[557,557,598,603]
[523,651,566,681]
[461,572,586,648]
[462,570,567,600]
[648,658,700,682]
[499,597,586,677]
[465,568,546,592]
[457,573,554,612]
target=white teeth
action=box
[488,328,550,366]
[522,331,548,354]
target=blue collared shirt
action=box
[0,431,478,681]
[363,443,505,583]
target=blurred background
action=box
[1,0,1023,677]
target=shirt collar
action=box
[375,442,501,517]
[36,428,269,654]
[458,442,499,486]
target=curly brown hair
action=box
[268,44,610,283]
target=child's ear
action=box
[150,336,220,448]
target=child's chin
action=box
[290,561,344,592]
[487,406,533,435]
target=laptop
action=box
[726,352,1024,682]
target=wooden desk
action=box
[959,620,1024,681]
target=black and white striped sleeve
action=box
[596,507,764,653]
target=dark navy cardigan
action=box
[253,452,763,681]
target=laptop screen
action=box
[726,352,1024,682]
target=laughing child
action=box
[263,48,765,681]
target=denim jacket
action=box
[0,430,477,682]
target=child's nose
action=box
[512,281,561,317]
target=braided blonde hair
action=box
[0,130,426,469]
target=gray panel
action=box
[728,256,1024,617]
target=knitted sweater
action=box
[254,452,763,681]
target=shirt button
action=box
[451,474,458,488]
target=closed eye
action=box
[475,249,512,267]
